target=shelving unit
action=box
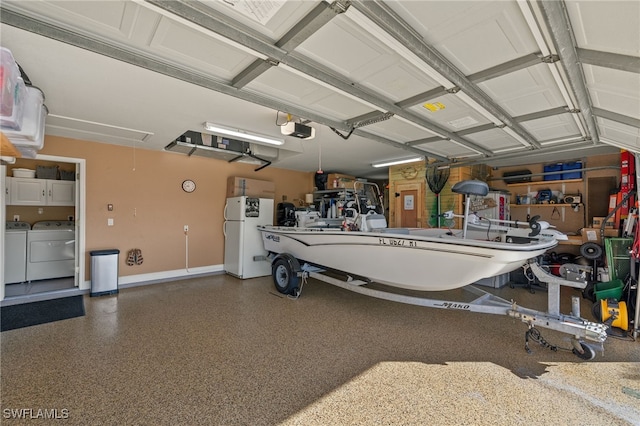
[313,188,355,225]
[507,179,582,208]
[507,178,585,239]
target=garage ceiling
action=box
[1,1,638,179]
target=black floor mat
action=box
[1,295,85,332]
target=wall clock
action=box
[182,179,196,193]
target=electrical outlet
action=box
[13,215,19,222]
[184,225,189,232]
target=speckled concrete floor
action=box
[1,274,639,425]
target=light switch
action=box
[108,204,114,211]
[108,218,114,226]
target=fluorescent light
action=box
[204,122,284,146]
[372,156,424,168]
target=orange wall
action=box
[14,136,314,280]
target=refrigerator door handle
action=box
[223,221,227,238]
[223,202,229,221]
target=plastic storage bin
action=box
[594,279,624,301]
[0,47,25,129]
[90,249,120,296]
[2,85,46,158]
[543,163,563,181]
[562,161,582,179]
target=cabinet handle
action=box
[42,190,46,196]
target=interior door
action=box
[400,189,418,227]
[394,182,424,228]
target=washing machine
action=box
[5,221,30,284]
[26,220,76,281]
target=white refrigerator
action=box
[223,196,274,279]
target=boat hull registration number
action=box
[378,238,417,247]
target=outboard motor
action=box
[276,202,296,227]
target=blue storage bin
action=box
[543,163,563,181]
[562,161,582,179]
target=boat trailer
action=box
[269,253,609,360]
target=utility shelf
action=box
[506,179,582,188]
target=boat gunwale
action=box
[258,225,558,253]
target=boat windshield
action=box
[353,181,384,215]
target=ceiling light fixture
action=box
[203,122,284,146]
[372,156,424,168]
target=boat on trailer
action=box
[260,180,559,292]
[259,180,608,359]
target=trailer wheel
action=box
[272,256,299,295]
[572,342,596,360]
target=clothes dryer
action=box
[26,221,75,281]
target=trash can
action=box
[90,249,120,297]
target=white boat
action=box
[259,180,559,292]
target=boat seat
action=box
[451,180,489,197]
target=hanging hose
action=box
[426,165,450,227]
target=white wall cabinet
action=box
[47,179,75,206]
[7,177,75,206]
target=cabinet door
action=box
[47,180,75,206]
[10,177,46,205]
